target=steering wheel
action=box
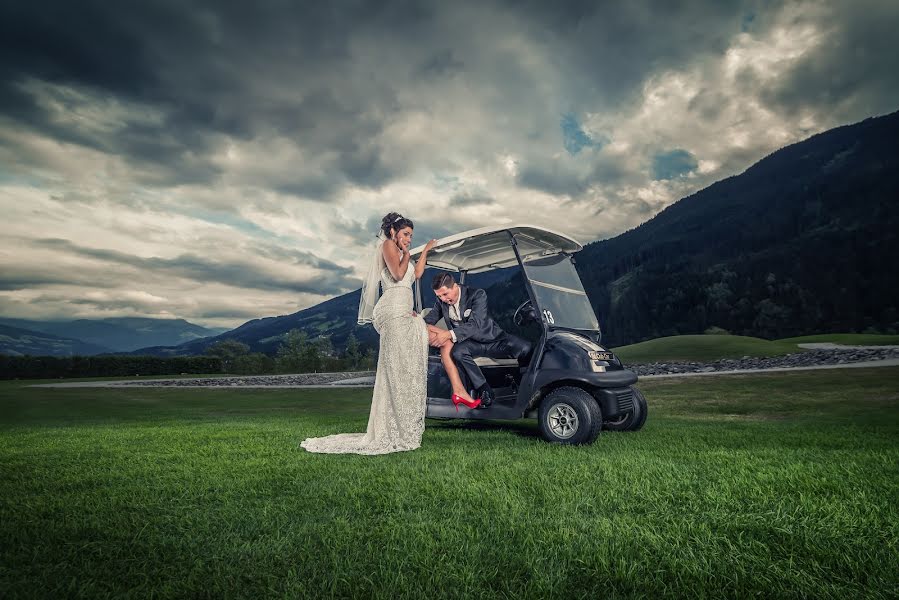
[513,299,534,327]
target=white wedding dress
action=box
[300,259,429,454]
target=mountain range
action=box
[129,267,517,357]
[0,324,114,357]
[578,109,899,345]
[0,317,227,357]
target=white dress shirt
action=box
[448,295,461,342]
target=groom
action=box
[423,273,531,407]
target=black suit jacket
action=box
[423,285,505,343]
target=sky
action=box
[2,0,897,329]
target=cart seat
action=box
[421,310,524,368]
[473,357,521,367]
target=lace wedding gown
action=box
[300,260,429,454]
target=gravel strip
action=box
[29,371,376,388]
[118,371,376,387]
[628,347,899,376]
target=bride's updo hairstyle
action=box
[380,212,414,239]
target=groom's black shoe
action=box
[475,384,495,408]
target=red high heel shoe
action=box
[451,393,482,412]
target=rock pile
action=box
[119,371,375,387]
[629,347,899,376]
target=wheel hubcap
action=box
[547,403,579,439]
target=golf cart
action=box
[409,224,647,445]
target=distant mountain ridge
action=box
[0,317,226,355]
[574,109,899,345]
[0,324,113,357]
[129,267,518,357]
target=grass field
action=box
[611,334,804,363]
[611,332,899,364]
[776,333,899,346]
[1,368,898,598]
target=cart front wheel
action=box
[603,387,648,432]
[538,386,602,445]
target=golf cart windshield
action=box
[522,253,599,331]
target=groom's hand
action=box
[433,330,453,347]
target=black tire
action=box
[629,388,648,431]
[538,386,602,445]
[603,387,648,432]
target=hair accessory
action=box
[393,216,403,223]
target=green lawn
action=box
[776,333,899,346]
[1,369,898,598]
[612,332,899,365]
[611,334,803,363]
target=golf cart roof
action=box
[409,224,583,274]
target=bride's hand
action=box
[424,239,437,252]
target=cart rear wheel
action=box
[603,387,648,432]
[538,386,602,444]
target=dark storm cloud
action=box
[0,270,117,291]
[497,0,748,109]
[45,295,164,312]
[341,213,456,248]
[759,2,899,120]
[0,2,225,186]
[415,49,465,79]
[273,179,343,203]
[197,307,278,320]
[0,2,159,98]
[341,215,385,246]
[448,193,496,207]
[0,1,419,195]
[33,238,358,295]
[589,155,632,186]
[517,163,590,198]
[247,242,355,273]
[687,88,730,122]
[410,221,457,246]
[1,0,895,206]
[268,87,401,195]
[0,1,757,189]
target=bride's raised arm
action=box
[415,239,438,280]
[382,238,410,281]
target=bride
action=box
[300,212,437,454]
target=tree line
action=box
[1,330,376,380]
